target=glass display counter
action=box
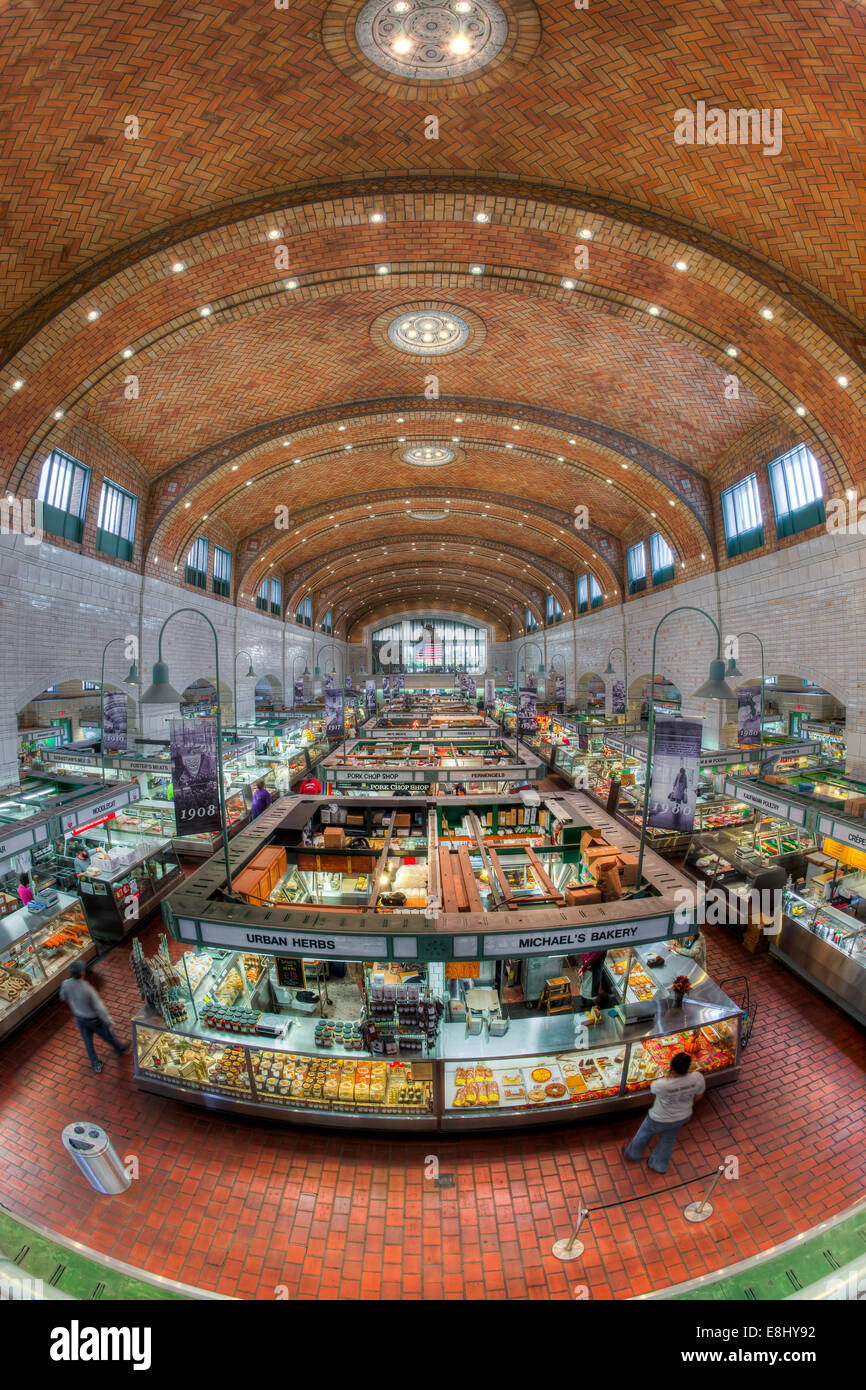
[75,839,183,945]
[773,887,866,1026]
[0,894,96,1040]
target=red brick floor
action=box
[1,917,864,1300]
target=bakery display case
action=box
[772,887,866,1026]
[0,894,96,1040]
[604,941,712,1021]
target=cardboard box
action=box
[564,885,603,905]
[844,796,866,818]
[742,921,770,954]
[580,828,605,853]
[394,813,411,830]
[323,826,346,848]
[346,814,366,828]
[597,863,623,901]
[618,851,639,886]
[586,850,621,881]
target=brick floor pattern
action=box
[0,916,863,1301]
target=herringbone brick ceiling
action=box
[1,0,864,635]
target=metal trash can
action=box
[61,1122,131,1195]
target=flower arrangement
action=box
[671,974,691,1005]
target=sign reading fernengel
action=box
[482,914,676,956]
[175,919,388,959]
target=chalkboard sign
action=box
[276,957,304,988]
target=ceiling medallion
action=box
[407,508,450,519]
[403,445,455,465]
[388,308,470,355]
[355,0,508,80]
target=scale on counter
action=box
[255,1013,291,1038]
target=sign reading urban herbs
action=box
[648,716,703,833]
[101,690,128,754]
[325,686,345,736]
[174,918,388,960]
[169,718,222,835]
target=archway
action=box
[17,677,141,752]
[629,672,682,724]
[575,672,606,716]
[255,674,284,711]
[726,671,846,753]
[179,678,234,721]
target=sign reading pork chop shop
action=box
[174,918,388,959]
[481,914,679,957]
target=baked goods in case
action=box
[531,1066,552,1083]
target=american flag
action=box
[414,628,442,661]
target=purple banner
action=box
[325,686,345,737]
[578,728,589,751]
[737,685,761,744]
[647,716,702,833]
[382,675,391,701]
[392,672,405,693]
[102,690,128,753]
[518,686,537,734]
[170,718,221,835]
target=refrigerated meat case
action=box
[773,886,866,1026]
[0,894,96,1041]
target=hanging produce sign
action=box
[169,718,222,835]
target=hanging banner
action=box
[169,718,222,835]
[647,716,702,832]
[365,678,377,712]
[578,728,589,751]
[525,672,537,692]
[101,691,128,753]
[555,674,566,703]
[325,686,345,737]
[382,675,391,701]
[324,673,335,690]
[518,685,537,734]
[293,677,304,703]
[453,672,461,689]
[737,685,761,743]
[345,673,352,693]
[611,679,626,716]
[392,672,405,694]
[484,678,495,710]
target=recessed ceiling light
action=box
[376,263,391,274]
[397,435,406,442]
[284,279,299,289]
[392,36,412,54]
[369,212,385,223]
[606,478,612,484]
[836,375,849,388]
[53,408,64,419]
[579,228,593,241]
[760,307,774,320]
[650,510,656,517]
[338,424,346,431]
[184,501,191,509]
[561,278,576,290]
[846,488,857,501]
[202,513,208,519]
[674,260,688,272]
[701,552,706,560]
[557,456,564,462]
[231,464,238,471]
[171,261,185,273]
[122,348,134,359]
[246,479,252,486]
[469,264,484,275]
[345,443,353,450]
[11,378,24,390]
[668,498,675,506]
[569,438,577,445]
[505,443,513,449]
[621,463,628,469]
[512,424,521,431]
[199,305,212,316]
[726,347,739,358]
[86,309,101,321]
[454,416,463,422]
[267,229,280,241]
[795,405,807,416]
[648,305,660,316]
[474,211,490,223]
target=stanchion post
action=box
[552,1200,590,1261]
[683,1164,725,1223]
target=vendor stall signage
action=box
[119,758,171,775]
[481,914,677,956]
[337,769,404,783]
[175,918,388,959]
[170,718,221,835]
[60,784,140,832]
[101,690,128,753]
[722,779,806,825]
[648,716,702,833]
[822,816,866,853]
[0,821,49,861]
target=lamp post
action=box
[634,606,736,892]
[515,640,545,759]
[604,646,628,724]
[724,632,765,764]
[290,655,308,708]
[317,642,347,760]
[232,650,256,732]
[140,608,233,890]
[98,638,140,784]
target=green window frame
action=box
[185,536,208,589]
[37,449,91,543]
[650,531,675,585]
[627,542,647,594]
[589,575,603,609]
[212,545,231,597]
[769,445,826,538]
[721,474,764,557]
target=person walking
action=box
[250,779,271,818]
[59,960,128,1073]
[623,1051,705,1173]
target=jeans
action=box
[624,1113,687,1173]
[76,1015,125,1067]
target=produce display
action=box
[250,1052,432,1110]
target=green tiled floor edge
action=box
[671,1209,866,1301]
[0,1206,188,1300]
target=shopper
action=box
[671,931,707,971]
[17,873,34,907]
[250,779,271,818]
[59,960,128,1073]
[578,949,606,1009]
[623,1051,705,1174]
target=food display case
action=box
[773,887,866,1026]
[76,840,183,945]
[0,893,96,1040]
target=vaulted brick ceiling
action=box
[1,0,863,636]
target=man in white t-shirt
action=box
[623,1052,706,1174]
